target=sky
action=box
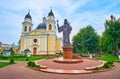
[0,0,120,44]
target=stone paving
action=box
[37,58,103,70]
[37,58,104,74]
[0,61,120,79]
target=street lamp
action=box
[24,48,30,57]
[47,34,49,57]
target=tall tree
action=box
[72,26,100,54]
[101,15,120,55]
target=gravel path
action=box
[0,61,120,79]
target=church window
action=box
[24,26,27,32]
[49,24,52,30]
[33,39,37,43]
[29,27,31,31]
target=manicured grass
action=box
[0,55,56,61]
[97,54,120,62]
[0,62,11,68]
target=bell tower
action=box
[22,10,33,36]
[47,8,56,32]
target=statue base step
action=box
[54,57,83,63]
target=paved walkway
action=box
[0,61,120,79]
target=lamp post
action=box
[24,48,30,57]
[47,34,49,57]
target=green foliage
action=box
[98,54,119,62]
[9,48,15,64]
[72,25,100,54]
[103,61,113,69]
[25,57,29,61]
[101,15,120,54]
[94,67,99,70]
[10,48,15,56]
[58,51,63,56]
[107,61,114,65]
[2,56,8,59]
[0,55,56,61]
[0,62,11,68]
[9,56,15,64]
[27,61,36,67]
[36,65,41,68]
[27,61,41,68]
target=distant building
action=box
[19,8,63,55]
[3,50,11,57]
[0,42,9,53]
[0,42,19,53]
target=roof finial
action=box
[50,6,53,12]
[28,9,30,14]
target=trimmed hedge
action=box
[27,61,41,68]
[103,61,113,69]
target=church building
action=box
[20,9,63,55]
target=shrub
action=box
[27,61,36,67]
[27,61,42,68]
[103,61,113,69]
[107,61,114,65]
[94,67,99,70]
[59,51,63,56]
[103,63,110,69]
[10,57,15,64]
[26,57,29,61]
[36,65,41,68]
[2,56,8,59]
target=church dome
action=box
[48,9,54,17]
[25,12,32,20]
[36,22,46,29]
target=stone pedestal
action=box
[62,46,73,59]
[54,46,83,63]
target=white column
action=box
[38,36,40,51]
[30,36,32,51]
[30,36,32,46]
[24,37,26,50]
[27,26,29,32]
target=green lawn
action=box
[97,54,120,62]
[0,55,56,61]
[0,62,11,68]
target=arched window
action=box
[49,24,52,30]
[24,26,27,32]
[29,27,31,31]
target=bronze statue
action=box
[57,19,72,46]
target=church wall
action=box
[48,35,56,54]
[40,36,46,52]
[26,36,30,49]
[56,39,60,53]
[20,37,24,53]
